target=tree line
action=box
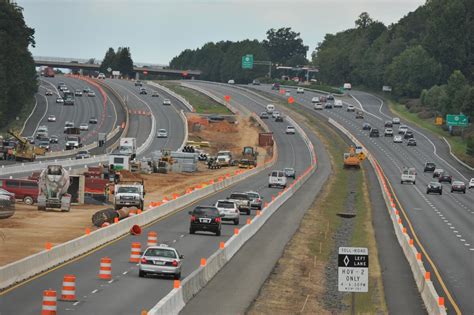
[169,27,309,83]
[0,1,37,130]
[312,0,473,119]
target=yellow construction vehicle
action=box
[343,146,361,169]
[240,146,258,167]
[7,130,45,162]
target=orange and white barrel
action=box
[60,274,77,301]
[147,231,158,247]
[41,289,57,315]
[129,242,141,263]
[99,257,112,280]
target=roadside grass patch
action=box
[157,81,231,115]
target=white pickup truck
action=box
[401,168,416,184]
[114,181,145,210]
[217,150,233,166]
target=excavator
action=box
[7,130,46,162]
[343,146,362,169]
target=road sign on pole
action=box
[242,54,254,69]
[446,114,468,127]
[338,247,369,292]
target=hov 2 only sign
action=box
[338,247,369,292]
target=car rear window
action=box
[145,248,177,258]
[217,201,234,208]
[246,193,258,199]
[193,206,218,215]
[229,194,248,200]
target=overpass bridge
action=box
[34,56,201,77]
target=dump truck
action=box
[37,165,71,211]
[343,146,361,169]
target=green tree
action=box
[0,1,37,128]
[100,48,116,74]
[263,27,308,65]
[115,47,134,77]
[355,12,374,29]
[384,45,441,97]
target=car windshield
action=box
[193,207,218,215]
[217,201,235,208]
[117,187,139,193]
[246,192,258,199]
[78,151,88,155]
[145,248,177,258]
[159,129,166,133]
[285,168,294,173]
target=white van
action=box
[344,83,352,90]
[311,96,320,103]
[266,104,275,114]
[401,167,416,184]
[268,170,287,188]
[334,99,343,108]
[97,73,106,79]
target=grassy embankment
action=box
[157,81,231,115]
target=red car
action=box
[0,178,39,205]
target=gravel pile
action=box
[322,173,358,312]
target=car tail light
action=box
[191,215,196,222]
[215,217,221,223]
[141,257,149,264]
[172,260,178,267]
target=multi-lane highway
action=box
[0,82,316,314]
[248,84,474,314]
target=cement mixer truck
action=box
[37,165,72,211]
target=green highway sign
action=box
[242,54,253,69]
[446,114,468,127]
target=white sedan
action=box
[87,91,96,97]
[469,178,474,189]
[47,115,56,122]
[156,129,168,138]
[393,135,403,143]
[163,99,171,106]
[79,123,89,131]
[392,117,401,124]
[286,126,296,134]
[56,97,64,104]
[296,87,304,94]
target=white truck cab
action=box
[114,181,145,210]
[217,150,232,166]
[266,104,275,114]
[268,170,287,188]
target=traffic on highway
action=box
[0,1,472,314]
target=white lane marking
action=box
[73,302,79,306]
[91,289,98,294]
[122,271,128,275]
[28,94,49,137]
[108,279,114,284]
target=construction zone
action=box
[0,112,272,266]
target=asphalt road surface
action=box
[250,84,473,314]
[0,82,314,314]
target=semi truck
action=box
[43,67,55,78]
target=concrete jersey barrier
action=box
[327,118,447,315]
[147,109,316,315]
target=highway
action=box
[248,84,474,314]
[104,79,186,156]
[0,82,315,314]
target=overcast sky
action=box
[17,0,425,65]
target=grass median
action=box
[157,81,231,115]
[248,94,387,314]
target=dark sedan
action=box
[438,174,452,183]
[427,182,442,195]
